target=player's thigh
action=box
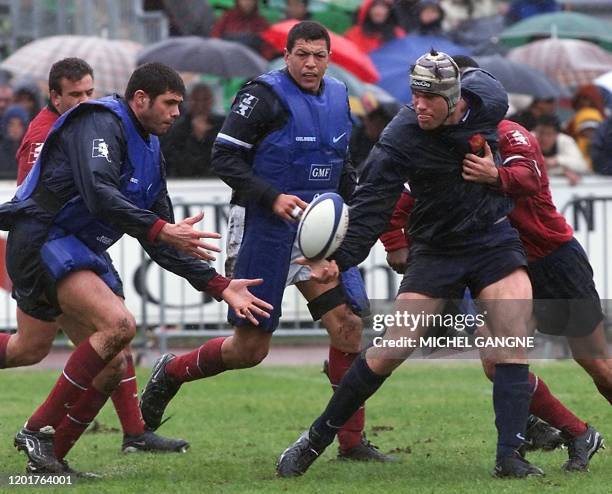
[6,308,59,365]
[56,270,135,339]
[477,268,532,337]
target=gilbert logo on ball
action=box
[297,192,349,260]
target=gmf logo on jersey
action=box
[92,138,111,162]
[27,142,44,164]
[233,94,259,118]
[309,164,332,181]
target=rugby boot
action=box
[14,425,64,474]
[277,428,330,478]
[338,434,397,462]
[493,451,545,478]
[122,429,189,453]
[519,415,564,454]
[562,425,604,472]
[140,353,181,431]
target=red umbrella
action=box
[261,20,379,83]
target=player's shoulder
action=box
[498,119,535,152]
[24,107,58,142]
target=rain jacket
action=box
[344,0,405,53]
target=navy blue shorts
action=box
[7,218,124,322]
[399,220,527,298]
[529,238,603,337]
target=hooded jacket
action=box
[332,68,510,270]
[344,0,405,53]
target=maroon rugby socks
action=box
[529,372,587,437]
[327,346,366,451]
[54,386,109,460]
[111,353,146,436]
[27,339,109,431]
[165,337,228,382]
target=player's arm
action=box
[338,151,358,203]
[331,140,408,271]
[212,83,307,220]
[463,126,542,197]
[65,109,163,240]
[141,178,272,322]
[379,190,413,274]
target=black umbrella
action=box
[137,36,267,78]
[475,55,566,99]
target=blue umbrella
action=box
[370,35,471,103]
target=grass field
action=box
[0,361,610,493]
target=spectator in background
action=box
[414,0,446,36]
[565,84,606,138]
[344,0,405,53]
[0,105,28,179]
[350,92,399,173]
[393,0,420,32]
[533,114,589,186]
[13,80,41,123]
[285,0,310,21]
[504,0,559,26]
[144,0,215,37]
[0,83,14,123]
[508,96,556,131]
[211,0,273,58]
[590,113,612,175]
[572,108,603,171]
[161,83,224,178]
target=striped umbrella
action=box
[507,38,612,89]
[0,35,142,97]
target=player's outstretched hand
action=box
[157,212,222,261]
[222,279,273,326]
[462,141,499,185]
[296,257,339,284]
[273,194,308,221]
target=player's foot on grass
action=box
[140,353,181,431]
[338,434,397,462]
[493,451,544,478]
[122,430,189,453]
[57,459,101,479]
[519,415,564,454]
[277,429,329,478]
[562,425,604,472]
[14,425,64,474]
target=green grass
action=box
[0,361,610,493]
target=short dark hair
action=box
[535,114,561,131]
[286,20,330,52]
[48,58,93,95]
[124,63,185,101]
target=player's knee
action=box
[326,310,363,353]
[104,310,137,347]
[241,344,269,367]
[481,358,496,382]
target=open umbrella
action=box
[137,36,268,79]
[475,55,565,99]
[0,35,142,96]
[507,38,612,89]
[370,35,470,103]
[261,20,379,83]
[500,11,612,51]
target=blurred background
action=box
[0,0,610,360]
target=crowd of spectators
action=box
[0,0,610,180]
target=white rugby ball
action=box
[297,192,349,260]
